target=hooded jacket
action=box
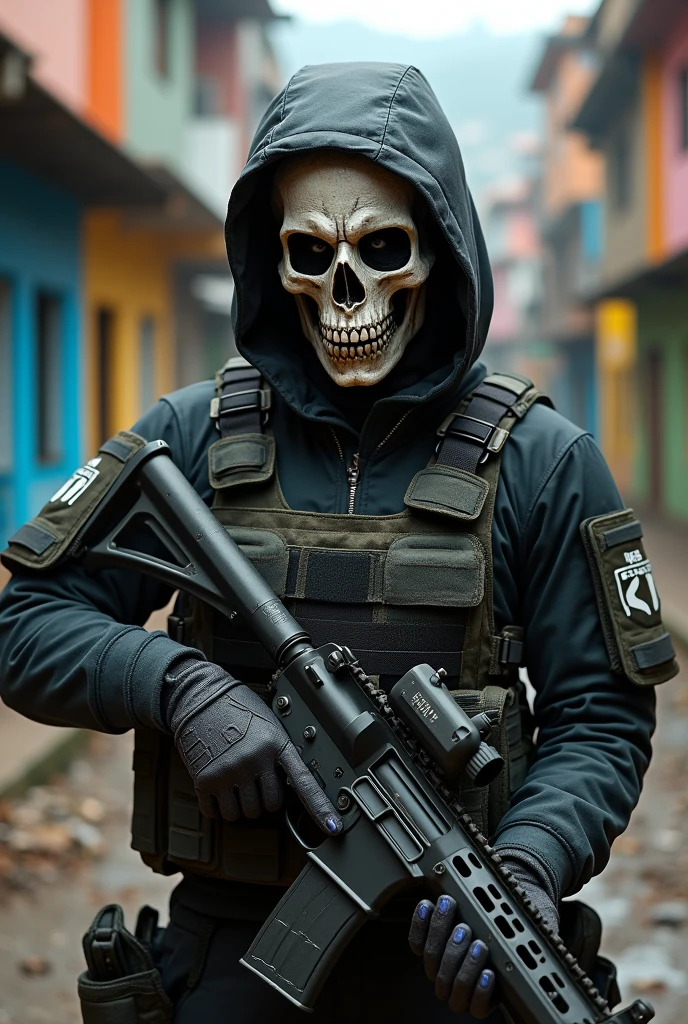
[0,63,655,906]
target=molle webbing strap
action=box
[210,357,271,438]
[211,604,467,681]
[435,373,543,474]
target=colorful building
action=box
[0,1,281,547]
[529,16,604,436]
[80,0,281,449]
[573,0,688,517]
[481,141,546,387]
[0,28,164,547]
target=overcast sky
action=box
[272,0,597,38]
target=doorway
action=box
[96,307,115,445]
[36,292,63,465]
[0,280,12,544]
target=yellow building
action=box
[84,209,225,450]
[595,300,637,494]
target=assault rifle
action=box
[79,440,654,1024]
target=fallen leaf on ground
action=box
[19,956,51,977]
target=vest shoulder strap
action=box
[405,372,551,694]
[435,372,552,475]
[210,356,272,438]
[404,372,552,525]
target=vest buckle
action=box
[498,635,524,666]
[436,413,510,462]
[210,388,272,421]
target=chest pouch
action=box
[1,432,147,573]
[581,509,678,686]
[204,525,486,689]
[208,435,276,490]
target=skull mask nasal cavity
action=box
[274,151,435,387]
[332,263,366,310]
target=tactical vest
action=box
[131,360,549,885]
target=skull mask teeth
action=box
[274,152,435,387]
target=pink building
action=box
[661,7,688,255]
[0,0,87,112]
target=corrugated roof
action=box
[529,17,589,93]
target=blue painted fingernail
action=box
[480,971,491,988]
[417,903,430,920]
[326,817,339,833]
[453,927,466,943]
[471,942,482,959]
[438,897,451,914]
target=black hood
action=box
[225,62,493,425]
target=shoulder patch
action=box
[1,432,147,573]
[581,509,678,686]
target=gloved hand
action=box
[408,894,496,1018]
[164,656,342,835]
[408,851,558,1017]
[500,849,560,935]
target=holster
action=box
[78,905,172,1024]
[559,900,622,1009]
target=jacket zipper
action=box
[374,409,414,453]
[347,453,360,514]
[331,410,412,515]
[330,428,359,515]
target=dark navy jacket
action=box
[0,63,655,904]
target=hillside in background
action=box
[268,20,543,201]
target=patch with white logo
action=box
[614,550,660,618]
[2,430,148,574]
[50,458,102,506]
[581,510,678,686]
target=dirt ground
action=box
[0,650,686,1024]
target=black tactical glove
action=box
[164,657,342,835]
[499,849,560,935]
[408,852,557,1017]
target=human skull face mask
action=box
[274,152,435,386]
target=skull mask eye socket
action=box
[359,228,411,271]
[287,233,335,275]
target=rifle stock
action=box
[79,441,654,1024]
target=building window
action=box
[195,77,219,116]
[139,316,156,413]
[96,307,115,445]
[36,293,63,464]
[154,0,171,78]
[578,49,599,74]
[680,67,688,151]
[581,200,603,262]
[611,129,631,210]
[0,280,11,474]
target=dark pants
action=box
[159,899,505,1024]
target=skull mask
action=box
[273,151,435,387]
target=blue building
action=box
[0,31,163,548]
[0,160,82,541]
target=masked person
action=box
[0,63,677,1024]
